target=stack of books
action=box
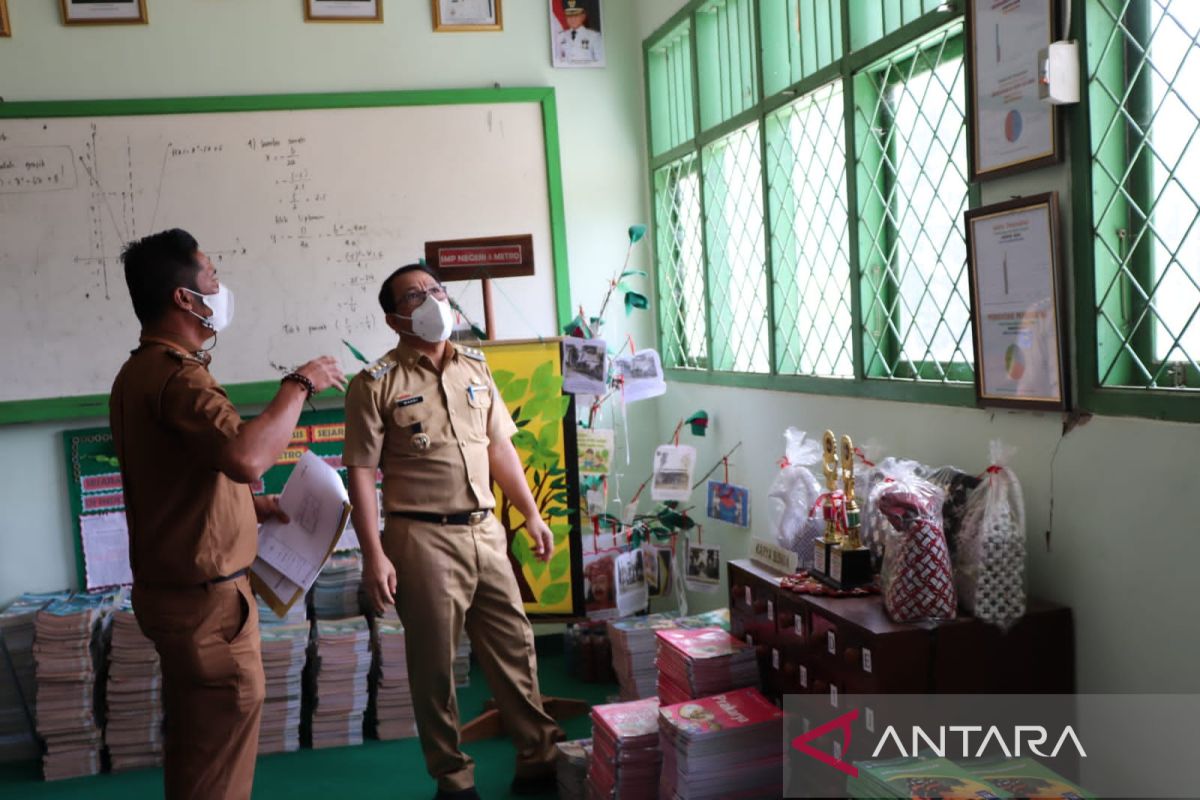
[304,616,371,749]
[555,738,592,800]
[257,597,310,755]
[654,627,758,706]
[104,591,163,771]
[658,688,784,799]
[367,606,416,741]
[311,554,364,619]
[608,613,681,700]
[33,591,116,780]
[847,756,1090,798]
[587,697,662,800]
[677,608,731,632]
[0,591,66,763]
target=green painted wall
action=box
[633,1,1200,693]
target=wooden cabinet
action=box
[728,559,1074,702]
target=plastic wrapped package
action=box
[863,457,922,567]
[920,465,983,561]
[767,428,825,569]
[957,441,1027,628]
[850,442,888,568]
[873,463,956,623]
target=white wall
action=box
[0,0,659,604]
[633,1,1200,693]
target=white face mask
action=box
[183,285,235,333]
[394,295,454,343]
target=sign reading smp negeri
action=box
[425,234,535,281]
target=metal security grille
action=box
[1088,0,1200,389]
[703,123,770,373]
[654,156,707,369]
[765,82,854,377]
[855,26,973,381]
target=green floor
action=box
[0,637,613,799]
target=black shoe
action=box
[510,771,557,796]
[434,788,481,800]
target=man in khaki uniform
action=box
[109,229,344,800]
[344,263,563,800]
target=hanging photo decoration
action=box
[562,337,608,395]
[706,481,750,528]
[644,544,673,598]
[582,531,619,620]
[650,444,696,502]
[684,538,721,594]
[613,349,666,402]
[614,547,648,617]
[577,428,615,476]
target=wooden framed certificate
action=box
[965,193,1068,410]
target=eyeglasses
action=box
[397,284,448,309]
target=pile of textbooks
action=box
[304,616,371,749]
[608,613,682,700]
[367,606,416,741]
[104,592,163,771]
[555,738,592,800]
[654,627,758,706]
[588,697,662,800]
[311,554,364,619]
[658,687,784,799]
[33,591,116,780]
[0,591,66,763]
[257,597,310,754]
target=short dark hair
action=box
[378,263,441,315]
[121,229,201,324]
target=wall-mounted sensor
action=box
[1038,41,1080,105]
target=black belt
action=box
[389,510,491,526]
[206,568,248,586]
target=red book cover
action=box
[590,697,660,742]
[655,627,750,660]
[659,687,782,736]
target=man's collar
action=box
[395,339,457,370]
[139,335,211,365]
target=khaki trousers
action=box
[132,575,265,800]
[384,514,562,792]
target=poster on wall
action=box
[965,192,1067,410]
[60,0,147,25]
[549,0,605,69]
[966,0,1060,179]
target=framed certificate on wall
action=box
[965,0,1061,179]
[965,193,1068,411]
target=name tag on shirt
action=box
[396,395,424,408]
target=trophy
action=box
[825,434,874,589]
[811,430,841,579]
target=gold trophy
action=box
[825,434,874,589]
[812,430,841,579]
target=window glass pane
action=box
[655,156,708,369]
[703,123,770,372]
[766,82,854,377]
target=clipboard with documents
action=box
[251,449,353,618]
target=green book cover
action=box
[963,757,1093,799]
[854,756,1012,799]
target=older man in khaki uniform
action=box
[110,229,343,799]
[343,263,562,800]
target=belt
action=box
[389,510,491,526]
[205,568,248,586]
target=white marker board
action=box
[0,89,571,421]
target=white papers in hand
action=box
[256,450,350,588]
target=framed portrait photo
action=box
[0,0,10,37]
[305,0,382,23]
[965,0,1060,180]
[432,0,501,32]
[60,0,147,25]
[550,0,605,69]
[964,193,1068,411]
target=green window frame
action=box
[1077,0,1200,421]
[645,0,976,407]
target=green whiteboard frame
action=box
[0,87,574,425]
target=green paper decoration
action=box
[628,224,647,243]
[624,291,649,315]
[686,411,709,437]
[343,339,370,365]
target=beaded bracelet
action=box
[281,371,316,398]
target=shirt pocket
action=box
[391,399,438,456]
[465,383,493,440]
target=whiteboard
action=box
[0,91,569,414]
